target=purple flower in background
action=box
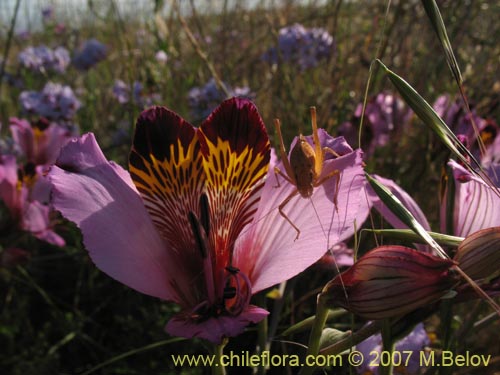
[54,23,66,34]
[0,155,64,246]
[18,46,70,74]
[339,92,413,155]
[41,6,54,22]
[481,126,500,185]
[155,50,168,65]
[19,82,81,121]
[356,323,430,374]
[9,117,76,166]
[262,23,335,70]
[433,95,487,140]
[16,30,31,41]
[432,94,500,189]
[112,80,161,108]
[72,39,107,70]
[433,94,495,155]
[112,80,130,104]
[188,78,255,120]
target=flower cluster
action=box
[18,45,70,74]
[262,23,335,70]
[188,78,254,120]
[19,82,81,121]
[112,80,161,108]
[72,39,107,71]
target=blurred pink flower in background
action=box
[0,154,64,246]
[9,117,76,166]
[339,91,413,156]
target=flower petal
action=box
[22,200,65,246]
[165,304,268,344]
[129,106,204,259]
[49,133,177,302]
[197,98,270,265]
[444,160,500,236]
[235,140,366,293]
[0,154,23,218]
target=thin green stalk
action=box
[256,294,269,375]
[299,294,330,375]
[213,339,228,375]
[0,0,21,96]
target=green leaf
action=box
[365,229,464,247]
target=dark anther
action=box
[223,286,236,300]
[23,162,36,177]
[226,265,239,274]
[199,193,210,236]
[188,211,209,258]
[33,117,50,131]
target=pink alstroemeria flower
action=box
[49,98,366,343]
[0,154,64,246]
[10,117,75,166]
[441,160,500,237]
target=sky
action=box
[1,0,324,34]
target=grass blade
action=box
[364,229,464,247]
[366,173,448,258]
[421,0,462,86]
[376,59,481,173]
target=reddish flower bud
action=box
[321,246,459,319]
[454,227,500,280]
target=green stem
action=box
[380,319,394,375]
[299,295,329,375]
[213,339,228,375]
[256,294,269,375]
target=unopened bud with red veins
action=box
[454,227,500,280]
[321,246,459,320]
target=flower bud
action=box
[454,227,500,280]
[321,246,459,319]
